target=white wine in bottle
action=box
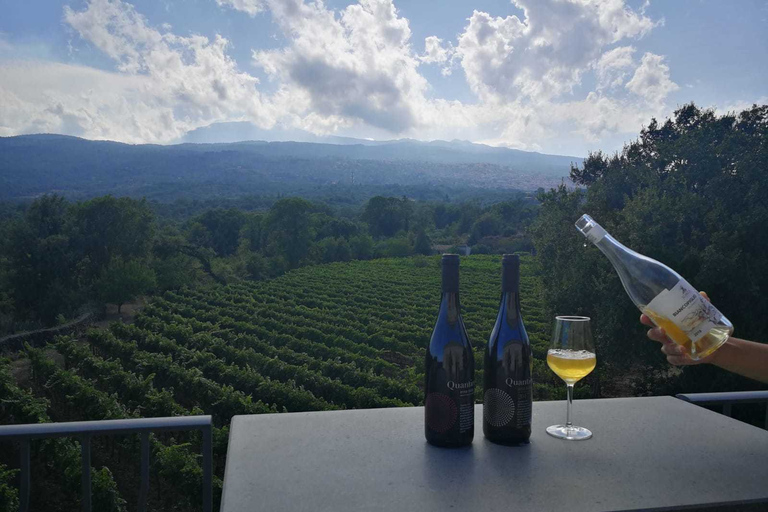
[575,214,733,360]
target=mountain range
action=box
[0,133,582,202]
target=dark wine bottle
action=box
[425,254,475,447]
[483,254,532,444]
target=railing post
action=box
[765,403,768,431]
[19,440,30,512]
[202,425,213,512]
[138,432,150,512]
[81,435,92,512]
[0,416,214,511]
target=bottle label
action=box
[506,378,532,428]
[484,341,533,430]
[645,280,723,342]
[452,381,475,434]
[425,381,475,434]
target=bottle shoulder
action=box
[487,298,529,350]
[429,316,472,350]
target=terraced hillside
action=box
[0,255,555,511]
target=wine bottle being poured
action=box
[575,214,733,360]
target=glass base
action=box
[546,425,592,441]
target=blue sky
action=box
[1,0,766,156]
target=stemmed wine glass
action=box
[546,316,596,441]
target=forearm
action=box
[709,337,768,384]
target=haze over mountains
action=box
[0,133,581,202]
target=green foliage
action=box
[238,214,264,252]
[376,237,412,258]
[1,356,127,512]
[532,103,768,395]
[362,196,411,237]
[264,198,314,268]
[468,212,503,244]
[348,234,374,260]
[70,195,154,278]
[190,208,247,257]
[96,258,157,313]
[2,254,555,509]
[413,230,432,255]
[0,186,542,332]
[0,463,19,512]
[0,194,157,328]
[153,253,200,290]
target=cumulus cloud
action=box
[419,36,456,76]
[625,52,679,105]
[0,0,274,142]
[455,0,656,102]
[0,0,682,154]
[252,0,426,133]
[595,45,636,90]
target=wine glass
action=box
[546,316,596,441]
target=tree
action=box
[70,196,154,279]
[335,238,352,262]
[532,103,768,395]
[191,208,247,257]
[96,259,156,313]
[468,212,503,245]
[317,237,338,263]
[349,234,374,260]
[5,196,80,324]
[263,198,314,268]
[362,196,407,237]
[244,252,268,280]
[239,214,264,252]
[381,237,411,258]
[413,230,432,255]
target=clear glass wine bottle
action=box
[575,214,733,360]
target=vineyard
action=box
[0,255,559,511]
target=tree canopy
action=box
[532,103,768,394]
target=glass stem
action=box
[566,384,574,429]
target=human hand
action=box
[639,292,717,366]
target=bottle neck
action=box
[501,259,520,320]
[501,291,520,322]
[440,292,461,324]
[594,233,633,270]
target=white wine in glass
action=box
[546,316,596,441]
[547,349,596,384]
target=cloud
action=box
[595,45,636,90]
[625,52,679,105]
[0,0,681,155]
[419,36,456,76]
[0,0,274,143]
[215,0,265,17]
[712,96,768,115]
[251,0,427,133]
[454,0,656,102]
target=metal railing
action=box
[676,391,768,429]
[0,415,213,512]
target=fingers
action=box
[639,313,654,327]
[646,326,670,344]
[660,340,696,366]
[700,291,710,302]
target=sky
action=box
[0,0,766,156]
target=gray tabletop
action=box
[221,397,768,512]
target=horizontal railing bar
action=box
[676,391,768,405]
[0,416,212,440]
